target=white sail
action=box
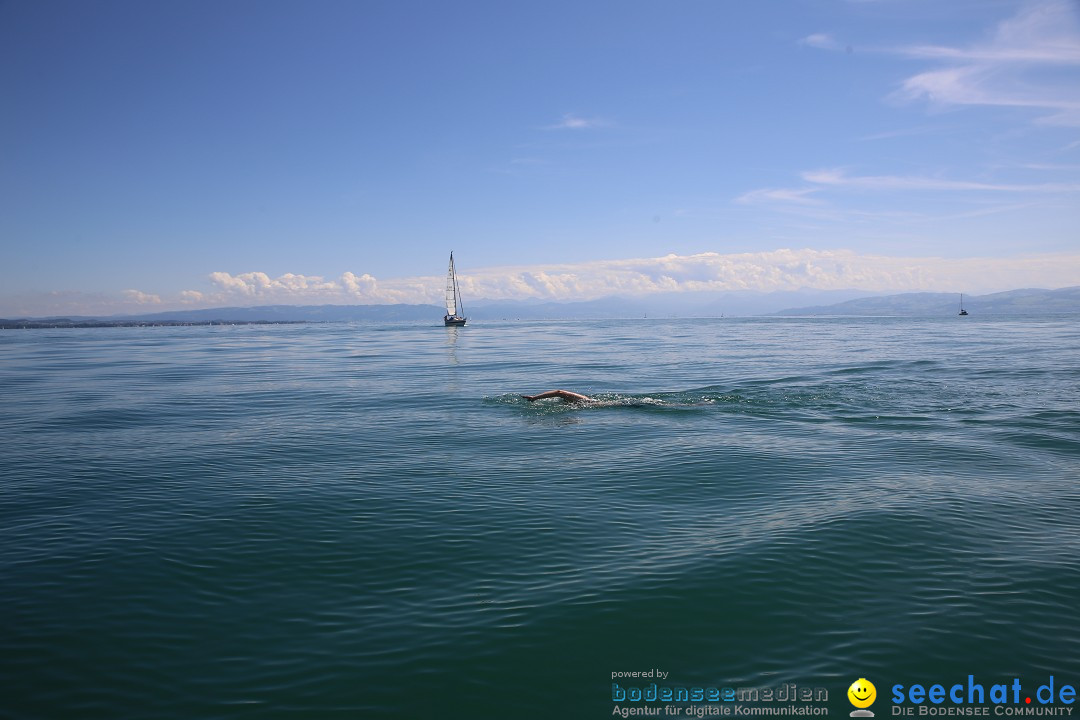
[445,254,458,316]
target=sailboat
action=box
[443,252,467,326]
[958,293,969,316]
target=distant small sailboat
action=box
[443,252,467,326]
[959,293,969,316]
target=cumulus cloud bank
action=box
[182,249,1080,307]
[6,249,1078,316]
[122,289,162,305]
[196,269,430,305]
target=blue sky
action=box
[2,0,1078,315]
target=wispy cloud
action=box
[545,113,609,130]
[1020,162,1080,171]
[800,33,842,51]
[735,167,1080,214]
[801,167,1080,193]
[734,187,822,205]
[896,44,1080,64]
[889,1,1080,126]
[857,125,950,141]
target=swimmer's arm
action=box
[521,389,593,403]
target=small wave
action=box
[487,392,730,412]
[489,381,969,425]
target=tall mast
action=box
[454,257,464,316]
[445,252,457,316]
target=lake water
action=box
[2,317,1079,719]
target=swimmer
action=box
[520,389,595,403]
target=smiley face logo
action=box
[848,678,876,714]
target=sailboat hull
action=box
[444,315,466,326]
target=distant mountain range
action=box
[0,304,443,327]
[772,286,1080,316]
[468,288,878,318]
[3,287,1078,327]
[1,289,877,325]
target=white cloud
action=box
[501,249,1080,296]
[546,113,608,130]
[123,289,162,304]
[206,271,339,298]
[890,1,1080,126]
[801,168,1080,193]
[735,187,822,205]
[800,33,841,51]
[201,270,416,304]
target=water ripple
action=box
[2,318,1079,717]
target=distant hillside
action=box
[0,304,444,325]
[775,287,1080,316]
[125,303,444,322]
[0,318,302,330]
[7,287,1078,327]
[468,289,878,319]
[2,289,881,325]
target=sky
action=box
[2,0,1079,316]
